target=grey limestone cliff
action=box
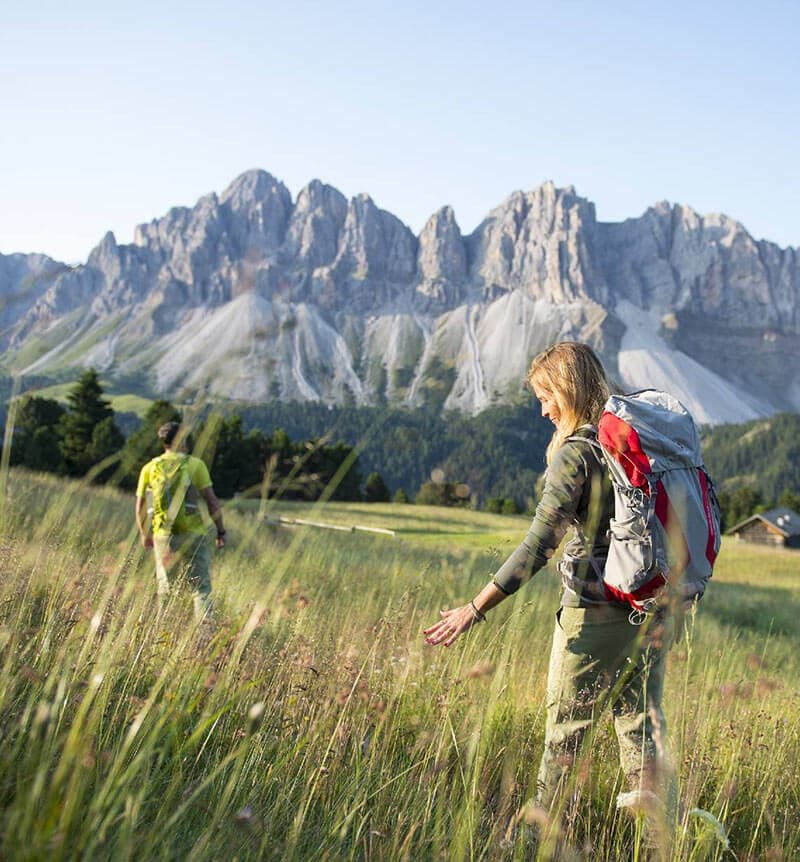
[2,169,798,422]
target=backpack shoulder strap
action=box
[565,426,603,457]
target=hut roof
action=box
[727,507,800,538]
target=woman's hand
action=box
[424,584,507,647]
[424,605,479,647]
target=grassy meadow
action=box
[1,470,799,860]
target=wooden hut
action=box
[727,507,800,549]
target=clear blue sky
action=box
[1,0,798,264]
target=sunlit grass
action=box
[232,499,530,553]
[0,469,798,860]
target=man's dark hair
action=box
[157,421,181,447]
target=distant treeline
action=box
[2,371,366,502]
[239,401,800,524]
[702,412,800,527]
[2,371,799,522]
[237,400,554,512]
[1,372,552,511]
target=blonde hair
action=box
[527,341,611,464]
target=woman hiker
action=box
[424,341,676,857]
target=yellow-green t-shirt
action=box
[137,452,212,536]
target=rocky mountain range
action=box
[1,169,798,424]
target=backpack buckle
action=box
[628,608,649,626]
[628,597,658,626]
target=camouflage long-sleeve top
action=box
[492,427,617,608]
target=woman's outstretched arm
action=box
[424,581,508,647]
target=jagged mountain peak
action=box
[86,231,118,269]
[417,205,467,305]
[421,204,462,234]
[220,168,288,204]
[639,200,763,245]
[296,178,347,206]
[488,181,584,211]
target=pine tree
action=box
[9,396,66,473]
[58,369,123,477]
[777,490,800,513]
[204,414,265,498]
[718,486,764,530]
[301,440,362,502]
[364,472,390,503]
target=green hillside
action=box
[702,412,800,502]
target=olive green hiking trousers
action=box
[536,603,675,823]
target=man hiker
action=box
[135,421,226,618]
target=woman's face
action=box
[533,381,562,429]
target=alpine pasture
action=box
[1,471,798,860]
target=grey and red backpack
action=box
[570,390,722,622]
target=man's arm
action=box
[201,486,226,547]
[135,495,153,548]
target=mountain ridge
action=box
[1,169,798,423]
